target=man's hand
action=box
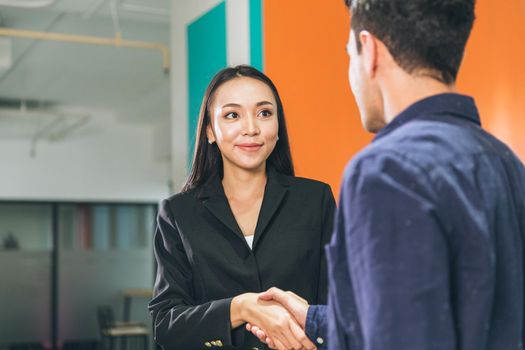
[245,288,313,349]
[232,292,315,350]
[261,287,310,327]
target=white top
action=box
[244,235,254,250]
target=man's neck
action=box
[382,74,457,125]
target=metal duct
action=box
[0,0,55,8]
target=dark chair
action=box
[62,340,99,350]
[97,306,148,350]
[8,343,44,350]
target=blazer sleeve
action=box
[149,199,243,350]
[317,184,336,304]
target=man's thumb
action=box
[258,287,281,301]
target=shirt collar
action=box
[373,93,481,142]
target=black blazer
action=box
[149,169,336,350]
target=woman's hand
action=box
[245,289,314,349]
[231,293,316,350]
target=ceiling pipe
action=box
[0,106,91,156]
[0,0,55,8]
[47,114,90,141]
[82,0,106,20]
[0,12,65,85]
[109,0,122,37]
[0,27,170,75]
[120,4,169,18]
[30,115,64,157]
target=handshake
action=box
[232,287,317,350]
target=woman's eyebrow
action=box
[222,103,242,108]
[256,101,273,107]
[221,101,273,108]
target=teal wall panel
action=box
[187,2,227,169]
[250,0,264,71]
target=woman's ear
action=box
[206,123,216,144]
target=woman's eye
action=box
[259,109,273,118]
[224,112,239,119]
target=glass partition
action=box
[0,201,156,349]
[58,203,155,342]
[0,203,53,346]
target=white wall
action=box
[0,111,170,202]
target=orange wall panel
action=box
[457,0,525,160]
[264,0,525,198]
[264,0,371,198]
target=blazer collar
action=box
[253,168,290,248]
[197,168,290,249]
[197,175,243,239]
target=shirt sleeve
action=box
[305,305,328,349]
[148,199,244,350]
[340,153,456,350]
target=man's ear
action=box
[359,30,378,78]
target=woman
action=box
[149,65,335,350]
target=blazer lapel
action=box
[253,169,290,248]
[197,170,291,247]
[197,177,244,240]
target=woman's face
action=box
[207,77,279,173]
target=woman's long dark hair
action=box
[182,65,294,193]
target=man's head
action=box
[344,0,476,132]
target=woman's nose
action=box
[243,115,260,135]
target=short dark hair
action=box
[182,65,294,193]
[344,0,476,84]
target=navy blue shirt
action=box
[306,93,525,350]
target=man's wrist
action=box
[299,305,310,328]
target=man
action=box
[248,0,525,349]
